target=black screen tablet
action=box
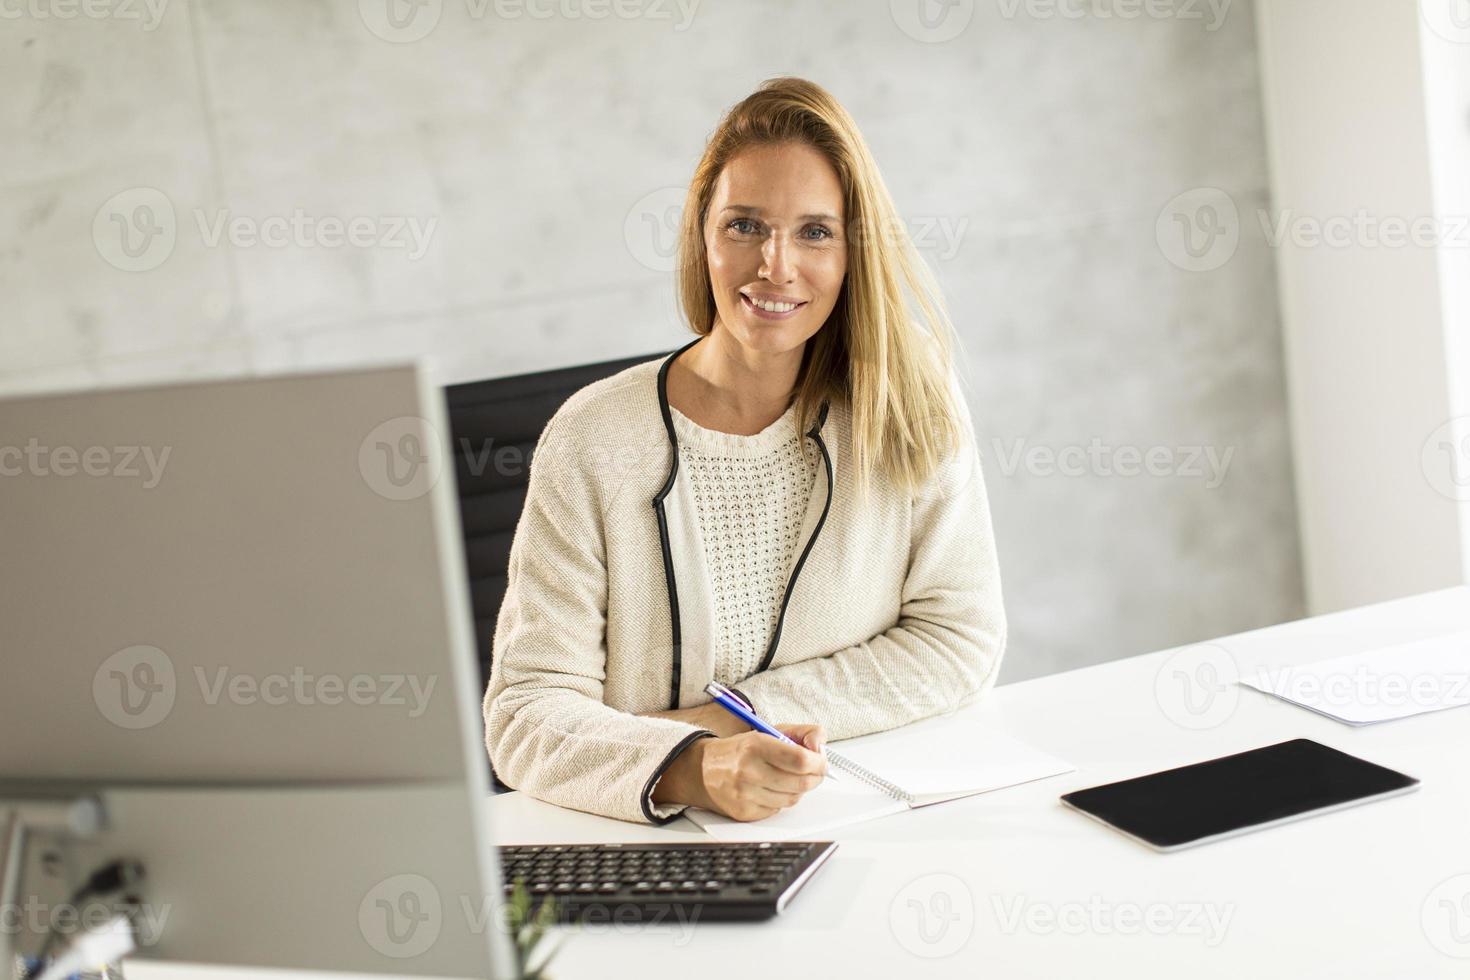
[1060,739,1420,851]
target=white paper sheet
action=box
[683,772,909,842]
[1239,629,1470,725]
[833,722,1076,803]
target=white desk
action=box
[130,586,1470,979]
[487,585,1470,978]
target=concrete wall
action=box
[1,0,1302,681]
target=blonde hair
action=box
[676,76,968,502]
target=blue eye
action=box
[804,225,834,241]
[729,218,759,234]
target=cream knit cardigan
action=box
[483,340,1008,825]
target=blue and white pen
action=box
[704,681,837,782]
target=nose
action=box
[759,232,795,285]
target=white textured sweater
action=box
[671,400,817,685]
[483,340,1008,825]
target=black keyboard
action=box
[498,841,837,922]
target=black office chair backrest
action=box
[444,350,667,699]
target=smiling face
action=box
[703,141,848,358]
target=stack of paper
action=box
[1239,630,1470,725]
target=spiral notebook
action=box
[682,712,1075,841]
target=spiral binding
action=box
[824,750,914,804]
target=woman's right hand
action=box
[692,723,829,821]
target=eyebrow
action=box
[720,204,841,223]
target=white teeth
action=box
[746,295,799,313]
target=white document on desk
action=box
[1239,629,1470,725]
[681,713,1074,842]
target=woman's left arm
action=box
[731,389,1008,742]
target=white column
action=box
[1419,4,1470,584]
[1254,0,1469,613]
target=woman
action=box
[484,77,1007,826]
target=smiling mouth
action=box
[740,293,808,315]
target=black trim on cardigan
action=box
[640,729,718,824]
[758,401,833,675]
[654,338,834,708]
[652,336,702,710]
